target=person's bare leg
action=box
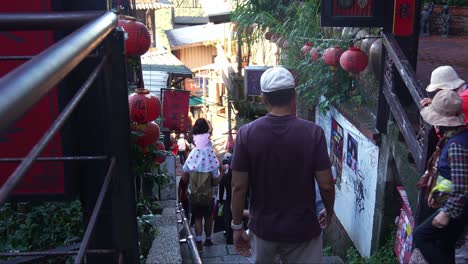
[204,216,214,246]
[194,217,203,250]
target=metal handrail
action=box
[0,11,104,30]
[0,10,117,133]
[177,203,202,264]
[75,157,117,264]
[0,55,108,206]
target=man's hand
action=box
[427,196,441,209]
[420,98,432,107]
[233,229,252,257]
[432,211,450,228]
[318,209,332,229]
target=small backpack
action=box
[189,171,213,207]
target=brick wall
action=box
[429,6,468,35]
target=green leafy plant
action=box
[0,201,83,263]
[232,0,368,113]
[344,229,398,264]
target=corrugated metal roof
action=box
[165,22,231,50]
[141,49,193,77]
[132,0,172,10]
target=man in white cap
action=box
[421,66,467,125]
[230,66,335,263]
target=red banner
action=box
[162,89,190,132]
[0,0,66,196]
[393,0,415,36]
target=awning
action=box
[199,0,233,23]
[141,49,193,78]
[189,96,204,107]
[165,23,232,50]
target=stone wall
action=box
[429,6,468,36]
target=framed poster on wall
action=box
[321,0,385,27]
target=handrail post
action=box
[177,203,202,264]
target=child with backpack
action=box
[182,118,223,251]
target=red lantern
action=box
[339,46,369,74]
[301,42,313,55]
[310,47,322,62]
[154,155,166,165]
[118,16,151,56]
[323,47,344,69]
[264,31,272,40]
[131,122,160,147]
[155,141,166,151]
[129,88,161,124]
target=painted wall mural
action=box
[316,97,380,257]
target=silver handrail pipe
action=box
[0,10,118,134]
[177,203,203,264]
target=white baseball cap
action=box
[260,66,295,93]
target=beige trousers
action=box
[249,231,323,264]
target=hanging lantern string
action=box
[294,35,382,45]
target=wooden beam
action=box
[382,33,428,109]
[383,84,425,172]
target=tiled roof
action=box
[165,22,231,50]
[132,0,172,10]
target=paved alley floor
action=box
[417,35,468,88]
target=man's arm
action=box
[316,168,335,225]
[231,170,249,225]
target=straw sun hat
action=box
[426,66,465,92]
[420,89,466,127]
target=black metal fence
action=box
[0,11,139,263]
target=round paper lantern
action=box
[339,46,369,74]
[131,122,160,147]
[301,42,313,55]
[129,88,161,124]
[310,47,322,62]
[118,16,151,56]
[354,29,369,49]
[155,141,166,151]
[154,155,166,165]
[323,47,344,68]
[270,33,281,42]
[276,37,285,47]
[369,39,383,79]
[360,34,377,54]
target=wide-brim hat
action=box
[426,66,465,92]
[420,89,466,127]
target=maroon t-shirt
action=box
[231,114,331,242]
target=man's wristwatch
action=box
[231,220,244,230]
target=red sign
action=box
[0,0,66,196]
[162,89,190,132]
[393,0,415,36]
[394,186,414,264]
